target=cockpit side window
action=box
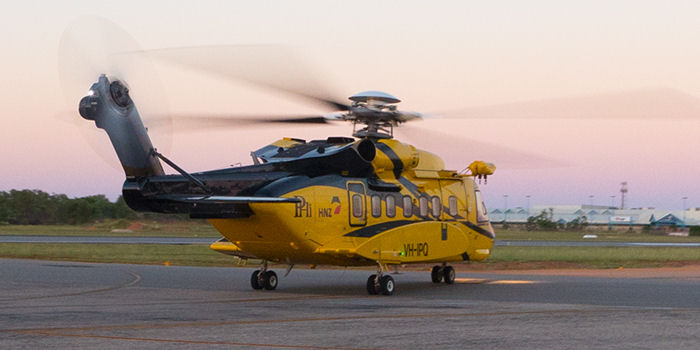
[448,196,458,217]
[475,190,489,223]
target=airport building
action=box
[488,205,700,231]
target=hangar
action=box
[488,205,700,231]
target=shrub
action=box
[690,226,700,236]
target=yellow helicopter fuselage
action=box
[209,138,495,267]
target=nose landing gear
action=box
[250,261,278,290]
[366,263,396,295]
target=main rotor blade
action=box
[147,114,332,129]
[434,88,700,120]
[120,45,351,112]
[396,124,568,170]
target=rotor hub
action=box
[109,80,131,107]
[341,91,421,139]
[349,91,401,104]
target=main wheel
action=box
[431,265,442,283]
[380,275,395,296]
[250,270,263,290]
[443,266,456,284]
[366,274,378,295]
[263,271,278,290]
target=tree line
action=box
[525,209,588,231]
[0,189,138,225]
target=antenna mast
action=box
[620,182,628,209]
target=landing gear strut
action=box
[431,263,455,284]
[250,261,278,291]
[366,263,395,296]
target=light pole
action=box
[503,194,509,225]
[682,197,688,230]
[589,195,594,207]
[610,195,616,209]
[526,195,531,217]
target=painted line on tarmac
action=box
[0,294,355,310]
[0,271,141,302]
[454,278,540,284]
[14,330,385,350]
[4,308,633,350]
[9,307,695,349]
[4,307,648,334]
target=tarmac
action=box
[2,258,700,349]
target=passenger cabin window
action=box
[352,194,364,218]
[475,190,489,222]
[386,195,396,217]
[402,196,412,217]
[448,196,458,216]
[419,197,428,217]
[431,196,441,218]
[371,195,381,217]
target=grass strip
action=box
[488,245,700,268]
[494,230,700,243]
[0,243,237,266]
[0,222,220,238]
[2,243,700,269]
[4,223,700,243]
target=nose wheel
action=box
[431,264,456,284]
[250,261,278,290]
[366,263,396,295]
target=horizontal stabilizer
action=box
[158,195,301,204]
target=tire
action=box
[443,266,455,284]
[380,275,395,296]
[366,274,378,295]
[250,270,263,290]
[263,271,278,290]
[431,266,442,283]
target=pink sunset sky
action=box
[1,0,700,210]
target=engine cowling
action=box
[372,139,420,176]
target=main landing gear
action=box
[366,263,395,296]
[431,263,456,284]
[250,261,278,291]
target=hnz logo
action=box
[319,196,342,218]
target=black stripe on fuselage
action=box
[460,221,495,239]
[375,142,403,179]
[258,174,349,196]
[344,220,415,237]
[397,176,422,198]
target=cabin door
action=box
[346,181,367,227]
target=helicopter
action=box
[61,15,502,296]
[78,74,496,296]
